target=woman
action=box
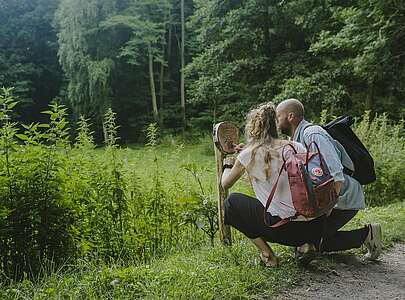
[221,102,372,266]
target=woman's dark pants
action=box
[224,193,368,252]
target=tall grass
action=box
[1,87,404,285]
[355,113,405,205]
[319,110,405,205]
[1,201,403,299]
[0,89,216,280]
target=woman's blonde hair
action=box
[245,102,278,143]
[244,102,284,179]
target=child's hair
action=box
[244,102,284,179]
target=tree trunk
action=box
[165,10,172,109]
[213,97,217,123]
[159,13,167,125]
[148,43,159,124]
[180,0,186,130]
[159,58,164,124]
[102,120,108,144]
[264,3,271,56]
[366,80,375,120]
[167,9,172,64]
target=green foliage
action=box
[181,163,218,246]
[0,0,62,122]
[308,0,405,117]
[0,91,75,280]
[187,0,405,131]
[67,108,130,259]
[145,123,159,148]
[1,201,404,299]
[0,87,403,297]
[274,71,349,118]
[55,0,116,120]
[355,113,405,206]
[75,116,95,150]
[186,0,280,127]
[0,87,18,154]
[3,0,405,140]
[0,90,220,279]
[103,108,120,148]
[101,0,171,64]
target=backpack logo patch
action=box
[311,167,323,177]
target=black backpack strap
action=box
[343,167,354,176]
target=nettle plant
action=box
[0,88,18,207]
[135,123,180,259]
[355,113,405,206]
[181,163,218,247]
[100,108,129,257]
[63,109,131,260]
[0,90,74,280]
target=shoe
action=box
[294,244,316,266]
[364,223,382,260]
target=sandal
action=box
[294,244,316,266]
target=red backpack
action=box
[264,142,338,227]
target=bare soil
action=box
[278,243,405,300]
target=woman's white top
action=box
[237,141,306,219]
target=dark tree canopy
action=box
[1,0,404,142]
[0,0,63,123]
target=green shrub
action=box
[3,84,401,284]
[61,110,131,260]
[355,113,405,206]
[1,88,216,280]
[1,201,404,299]
[0,91,75,280]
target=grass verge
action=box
[1,201,403,299]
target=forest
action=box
[0,0,404,299]
[1,0,404,142]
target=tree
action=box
[187,0,405,126]
[186,0,307,126]
[102,0,172,126]
[0,0,63,123]
[55,0,117,126]
[306,0,405,118]
[180,0,186,130]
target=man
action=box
[276,98,382,260]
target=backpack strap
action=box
[264,161,285,213]
[304,125,352,177]
[281,143,298,162]
[305,140,327,171]
[263,162,285,227]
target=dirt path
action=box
[278,243,405,300]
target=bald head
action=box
[276,98,305,120]
[276,98,305,136]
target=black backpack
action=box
[323,116,376,185]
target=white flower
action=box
[111,279,120,286]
